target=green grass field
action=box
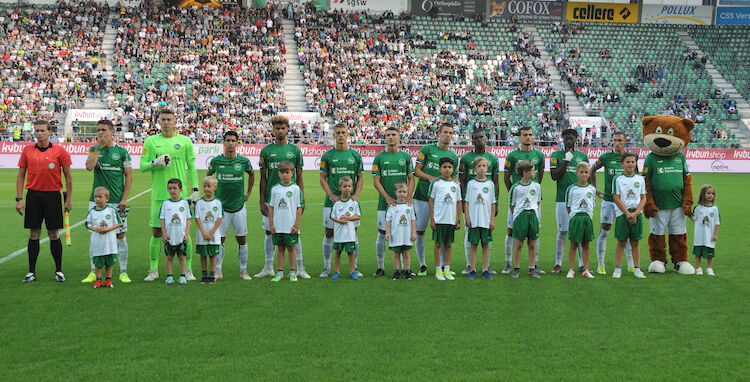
[0,169,748,380]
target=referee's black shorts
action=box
[24,190,63,230]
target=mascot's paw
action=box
[682,204,693,218]
[674,261,695,275]
[648,260,666,274]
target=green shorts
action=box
[389,245,412,253]
[93,254,117,268]
[614,211,643,241]
[467,227,493,245]
[568,213,594,243]
[432,224,456,244]
[693,246,715,259]
[333,241,356,253]
[512,210,539,241]
[165,242,187,257]
[196,244,220,257]
[150,199,166,228]
[272,233,299,247]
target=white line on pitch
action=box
[0,188,152,265]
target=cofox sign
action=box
[489,0,563,21]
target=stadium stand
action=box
[108,3,287,143]
[0,0,107,138]
[538,22,741,149]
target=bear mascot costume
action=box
[641,115,695,275]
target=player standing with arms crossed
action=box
[589,131,637,274]
[319,124,364,277]
[140,108,200,282]
[16,120,73,282]
[371,127,414,277]
[549,128,588,274]
[207,130,254,280]
[503,126,545,274]
[459,129,500,275]
[82,119,133,283]
[413,123,458,276]
[257,116,309,279]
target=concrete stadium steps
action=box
[677,30,750,147]
[282,18,308,113]
[83,9,119,111]
[525,25,586,118]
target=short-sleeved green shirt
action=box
[414,144,458,201]
[259,142,303,203]
[642,152,688,210]
[88,144,131,204]
[504,147,545,184]
[207,154,253,213]
[140,134,197,201]
[459,150,500,182]
[595,149,637,202]
[320,147,364,208]
[550,149,589,202]
[372,149,413,211]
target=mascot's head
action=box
[642,115,693,156]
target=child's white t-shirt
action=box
[612,174,646,216]
[159,199,192,246]
[270,183,303,233]
[386,203,416,247]
[465,178,496,229]
[195,198,223,245]
[429,179,462,225]
[86,206,121,257]
[509,181,541,219]
[693,205,720,248]
[330,198,360,243]
[566,184,597,218]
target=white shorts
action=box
[556,202,570,231]
[88,201,127,234]
[220,205,247,237]
[414,199,430,232]
[600,201,616,225]
[377,210,386,231]
[649,208,687,235]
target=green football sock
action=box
[149,236,161,270]
[185,236,193,270]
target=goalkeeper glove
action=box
[150,154,171,167]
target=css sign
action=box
[716,7,750,25]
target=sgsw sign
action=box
[330,0,407,13]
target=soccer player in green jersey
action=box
[82,119,133,284]
[459,129,500,275]
[413,123,458,276]
[207,130,254,280]
[257,116,309,278]
[140,108,200,282]
[550,128,588,273]
[589,131,637,274]
[503,126,545,275]
[319,123,363,277]
[371,126,414,277]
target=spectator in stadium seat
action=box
[16,120,73,283]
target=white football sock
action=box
[625,241,634,268]
[238,243,248,271]
[555,231,566,266]
[464,230,470,268]
[505,235,513,264]
[295,239,303,270]
[264,234,275,270]
[117,238,128,272]
[216,243,225,270]
[322,236,333,269]
[416,234,426,267]
[596,229,609,267]
[376,232,386,269]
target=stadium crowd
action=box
[0,0,107,131]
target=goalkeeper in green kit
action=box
[141,109,200,281]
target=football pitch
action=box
[0,169,748,380]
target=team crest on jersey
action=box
[348,206,354,212]
[279,198,288,208]
[205,211,215,222]
[105,214,111,219]
[450,186,456,192]
[634,182,640,187]
[347,158,355,164]
[179,207,185,212]
[587,192,592,198]
[48,162,55,169]
[212,206,218,212]
[398,159,406,166]
[286,152,293,159]
[234,163,242,171]
[286,191,293,197]
[709,212,714,217]
[530,190,536,195]
[405,209,410,215]
[111,153,121,160]
[171,214,181,224]
[174,144,181,150]
[673,157,680,163]
[482,187,489,193]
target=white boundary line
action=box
[0,188,152,265]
